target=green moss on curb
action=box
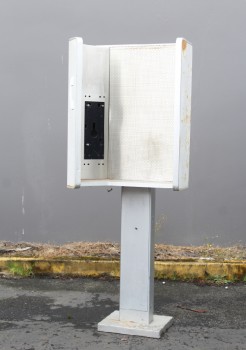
[0,258,245,283]
[7,261,34,277]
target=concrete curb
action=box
[0,257,246,282]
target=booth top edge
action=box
[69,37,192,47]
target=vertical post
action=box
[98,186,173,338]
[120,187,155,324]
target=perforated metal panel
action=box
[109,45,176,183]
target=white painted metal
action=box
[120,187,155,324]
[67,37,192,190]
[67,37,192,338]
[78,180,173,188]
[81,45,110,180]
[173,39,192,190]
[98,187,173,337]
[109,45,176,183]
[67,37,83,188]
[98,311,173,338]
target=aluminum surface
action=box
[67,37,83,188]
[81,45,109,180]
[67,38,192,189]
[109,44,176,183]
[173,39,192,190]
[119,187,155,324]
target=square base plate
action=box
[98,311,173,338]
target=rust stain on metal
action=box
[182,40,187,52]
[181,113,191,125]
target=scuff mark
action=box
[48,117,52,132]
[44,75,48,88]
[21,189,25,235]
[21,190,24,206]
[22,188,25,215]
[61,55,64,65]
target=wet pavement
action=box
[0,277,245,349]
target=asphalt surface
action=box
[0,277,245,350]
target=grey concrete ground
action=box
[0,278,245,350]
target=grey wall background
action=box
[0,0,245,246]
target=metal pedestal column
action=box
[98,187,173,338]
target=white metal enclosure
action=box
[67,37,193,338]
[67,38,192,189]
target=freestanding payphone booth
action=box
[67,37,192,338]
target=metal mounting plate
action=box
[84,101,105,159]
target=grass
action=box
[7,261,34,277]
[206,274,231,285]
